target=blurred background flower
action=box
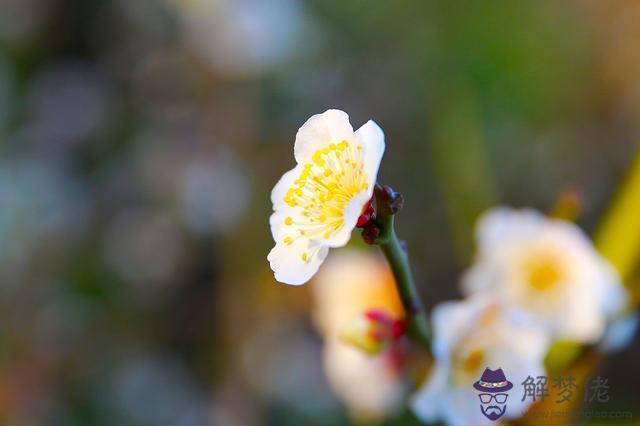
[1,0,640,425]
[312,250,406,422]
[462,207,628,342]
[411,296,549,426]
[168,0,316,77]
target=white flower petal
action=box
[431,299,478,360]
[323,341,403,419]
[596,260,628,317]
[476,207,546,250]
[559,281,607,342]
[324,190,371,248]
[460,255,500,296]
[410,362,450,424]
[500,309,551,361]
[269,165,303,242]
[271,164,302,206]
[355,120,385,190]
[267,238,329,286]
[269,208,298,242]
[294,109,355,164]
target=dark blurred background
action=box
[1,0,639,424]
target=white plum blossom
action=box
[411,296,550,426]
[268,110,385,285]
[462,207,629,343]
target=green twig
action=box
[374,185,432,349]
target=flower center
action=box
[452,347,485,385]
[525,252,564,292]
[460,349,485,373]
[282,141,368,242]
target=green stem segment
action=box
[374,186,432,349]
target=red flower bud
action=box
[340,309,407,355]
[361,223,381,244]
[356,198,375,228]
[379,185,404,214]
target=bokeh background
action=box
[1,0,640,424]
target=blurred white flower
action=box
[312,250,405,421]
[268,110,385,285]
[411,296,550,426]
[462,207,628,343]
[170,0,311,76]
[311,251,403,341]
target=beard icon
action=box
[480,404,507,421]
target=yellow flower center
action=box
[452,347,486,385]
[460,349,485,373]
[525,252,564,292]
[450,306,497,385]
[282,141,369,246]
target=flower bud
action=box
[361,222,381,244]
[340,310,406,355]
[380,185,404,214]
[356,198,376,228]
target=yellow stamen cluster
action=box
[452,345,486,386]
[282,140,368,256]
[525,252,564,292]
[459,349,485,374]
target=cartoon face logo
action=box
[473,368,513,421]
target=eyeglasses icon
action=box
[478,393,508,404]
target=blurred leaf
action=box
[544,340,584,376]
[595,150,640,283]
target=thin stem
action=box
[374,186,431,349]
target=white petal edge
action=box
[269,208,300,243]
[431,296,488,359]
[323,341,404,419]
[324,190,371,248]
[475,207,546,250]
[355,120,385,191]
[410,361,449,424]
[294,109,355,164]
[596,260,628,318]
[267,238,329,285]
[270,164,302,206]
[269,165,303,242]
